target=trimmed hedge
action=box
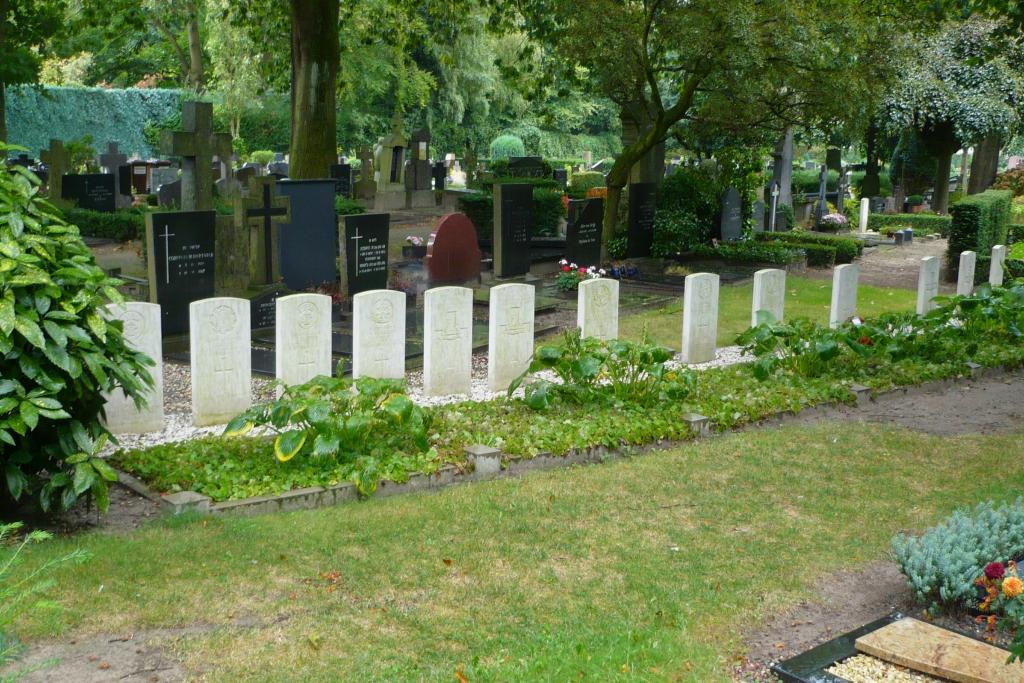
[456,189,566,241]
[755,231,863,264]
[796,243,838,267]
[867,213,952,237]
[947,190,1013,277]
[60,206,146,241]
[690,242,803,265]
[569,172,606,197]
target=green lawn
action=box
[11,422,1024,681]
[620,274,917,348]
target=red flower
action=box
[857,335,873,346]
[985,562,1006,580]
[578,267,586,274]
[562,265,571,273]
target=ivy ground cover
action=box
[11,423,1024,681]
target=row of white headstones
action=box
[104,244,1008,434]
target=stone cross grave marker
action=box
[276,293,332,392]
[957,251,976,296]
[103,302,164,434]
[627,182,657,257]
[40,139,70,199]
[769,182,780,232]
[145,211,216,335]
[990,244,1007,286]
[829,263,859,328]
[432,161,447,191]
[493,183,534,278]
[859,197,870,232]
[752,268,785,327]
[352,289,406,380]
[815,165,828,225]
[488,283,535,392]
[355,146,376,201]
[917,256,941,315]
[98,141,131,208]
[682,273,719,364]
[190,297,251,426]
[423,286,473,396]
[343,213,390,295]
[160,101,232,211]
[578,278,619,341]
[239,176,291,286]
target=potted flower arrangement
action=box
[818,212,849,232]
[976,560,1024,659]
[402,235,428,259]
[556,259,605,291]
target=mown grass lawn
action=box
[620,274,918,348]
[11,422,1024,681]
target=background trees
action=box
[0,0,63,142]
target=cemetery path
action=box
[804,238,955,291]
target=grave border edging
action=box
[113,363,1020,518]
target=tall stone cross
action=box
[239,176,291,285]
[769,182,780,233]
[160,101,232,211]
[99,142,130,206]
[815,164,829,225]
[40,139,70,199]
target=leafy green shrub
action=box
[755,232,863,263]
[868,213,952,237]
[488,134,526,160]
[651,209,708,256]
[456,189,564,241]
[59,207,146,242]
[851,171,892,197]
[892,499,1024,612]
[456,192,493,241]
[249,150,276,166]
[225,372,435,496]
[569,172,605,196]
[689,242,803,265]
[486,158,554,181]
[796,243,837,267]
[907,194,925,206]
[335,196,365,216]
[0,152,154,512]
[534,188,566,237]
[509,331,693,411]
[947,190,1013,278]
[790,169,838,195]
[0,522,89,673]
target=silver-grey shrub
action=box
[893,499,1024,612]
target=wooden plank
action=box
[855,617,1024,683]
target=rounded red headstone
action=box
[426,212,482,283]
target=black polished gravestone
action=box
[719,187,742,241]
[277,180,339,290]
[566,197,603,266]
[250,287,287,330]
[493,183,534,277]
[553,168,568,187]
[145,211,216,336]
[432,161,447,190]
[62,174,116,212]
[626,182,657,258]
[117,165,133,197]
[329,164,352,197]
[343,213,390,295]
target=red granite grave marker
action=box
[426,212,482,283]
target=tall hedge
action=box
[6,86,181,159]
[867,213,952,237]
[947,190,1012,277]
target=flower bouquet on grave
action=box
[818,212,849,232]
[555,259,605,291]
[975,560,1024,660]
[402,234,428,259]
[608,263,640,280]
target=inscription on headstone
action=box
[493,183,533,277]
[566,198,603,266]
[344,213,390,295]
[145,211,216,335]
[62,174,116,212]
[719,187,742,241]
[626,182,657,257]
[330,163,352,197]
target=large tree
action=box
[882,18,1022,213]
[0,0,63,143]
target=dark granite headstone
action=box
[870,196,886,214]
[278,180,338,290]
[250,288,285,330]
[626,182,657,258]
[62,174,116,212]
[158,179,182,208]
[752,199,765,234]
[145,211,216,336]
[719,187,742,241]
[7,153,33,168]
[267,161,289,179]
[493,183,533,277]
[329,164,352,197]
[432,161,447,191]
[894,231,905,246]
[507,156,547,178]
[117,165,133,197]
[426,213,482,283]
[553,168,568,187]
[566,198,603,266]
[343,213,390,295]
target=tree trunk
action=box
[968,134,1001,194]
[289,0,339,180]
[958,147,969,192]
[187,6,204,91]
[0,81,6,144]
[932,150,954,215]
[771,127,794,208]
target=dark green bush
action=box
[335,196,365,216]
[867,213,952,237]
[0,150,154,513]
[489,135,526,160]
[534,189,566,237]
[851,171,892,197]
[457,193,493,240]
[456,189,565,241]
[689,242,803,265]
[791,169,838,195]
[569,172,605,194]
[947,190,1013,277]
[651,209,709,257]
[755,232,862,264]
[58,207,146,242]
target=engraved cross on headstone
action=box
[240,177,291,285]
[160,101,232,211]
[40,139,70,199]
[500,298,532,364]
[437,307,469,372]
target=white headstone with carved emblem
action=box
[577,278,619,341]
[682,273,719,364]
[276,293,332,390]
[423,286,473,396]
[103,302,164,434]
[751,268,786,326]
[190,297,251,426]
[487,283,535,392]
[352,290,406,379]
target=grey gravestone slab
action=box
[507,157,547,177]
[719,187,742,241]
[626,182,657,258]
[902,228,913,244]
[267,161,289,178]
[62,174,116,212]
[151,167,179,191]
[894,231,905,246]
[158,179,182,208]
[493,183,534,278]
[330,164,352,197]
[250,287,288,330]
[278,180,338,290]
[566,198,603,266]
[870,196,886,214]
[752,199,765,233]
[145,211,216,335]
[343,213,390,295]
